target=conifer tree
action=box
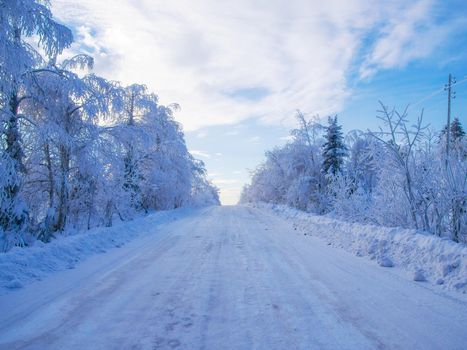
[450,118,465,140]
[440,117,465,161]
[322,116,347,175]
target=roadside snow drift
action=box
[0,208,193,294]
[256,203,467,293]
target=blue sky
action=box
[52,0,467,204]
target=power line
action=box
[410,75,467,109]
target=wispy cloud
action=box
[359,1,461,79]
[189,150,211,159]
[247,136,261,144]
[280,135,294,142]
[53,0,458,131]
[212,179,242,185]
[195,131,208,138]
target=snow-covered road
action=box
[0,206,466,349]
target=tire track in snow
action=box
[0,206,466,350]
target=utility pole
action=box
[444,73,456,166]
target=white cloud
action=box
[52,0,455,131]
[189,150,211,159]
[280,135,294,142]
[211,178,242,185]
[247,136,261,144]
[359,1,456,79]
[195,131,208,138]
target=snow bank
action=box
[256,203,467,293]
[0,208,192,294]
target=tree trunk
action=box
[451,197,464,243]
[55,144,70,231]
[404,166,419,229]
[104,200,113,227]
[0,92,28,234]
[44,142,54,208]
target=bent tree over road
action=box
[0,206,466,349]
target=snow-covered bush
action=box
[241,106,466,243]
[241,111,329,213]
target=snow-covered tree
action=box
[241,112,329,213]
[440,117,466,162]
[322,116,347,176]
[243,103,465,243]
[188,159,220,207]
[0,1,219,252]
[0,0,72,248]
[329,131,378,222]
[346,131,378,194]
[439,118,466,242]
[21,56,117,237]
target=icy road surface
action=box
[0,206,466,349]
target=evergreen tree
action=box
[450,118,465,140]
[322,116,347,175]
[440,117,465,142]
[440,117,466,161]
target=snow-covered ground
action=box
[255,203,467,293]
[0,205,466,349]
[0,207,200,293]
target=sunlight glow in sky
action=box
[52,0,467,204]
